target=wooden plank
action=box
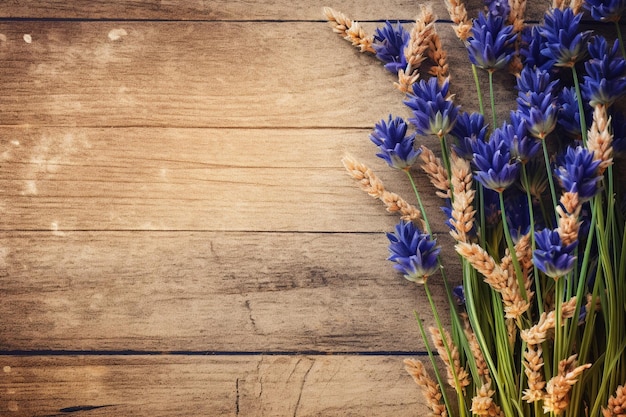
[0,127,456,232]
[0,21,518,128]
[0,231,456,352]
[0,354,431,416]
[0,0,551,22]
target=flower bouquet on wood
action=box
[324,0,626,415]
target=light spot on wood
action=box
[2,366,11,373]
[23,180,38,195]
[108,28,128,41]
[0,34,6,42]
[7,400,18,412]
[10,140,19,147]
[23,34,32,44]
[51,222,65,236]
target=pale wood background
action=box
[0,1,613,416]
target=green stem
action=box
[488,70,497,129]
[571,65,588,145]
[405,170,431,234]
[521,164,543,314]
[498,192,527,302]
[413,309,454,415]
[424,282,470,417]
[542,140,558,214]
[472,64,485,115]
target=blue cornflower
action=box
[533,228,577,278]
[472,126,521,192]
[370,116,422,170]
[582,36,626,107]
[538,8,591,68]
[505,192,532,243]
[555,146,602,202]
[450,112,488,160]
[485,0,511,17]
[373,21,410,74]
[507,111,540,163]
[453,285,466,306]
[516,67,559,139]
[387,221,441,283]
[557,86,584,140]
[585,0,626,22]
[404,77,459,138]
[466,12,516,72]
[519,26,554,71]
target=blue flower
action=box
[370,116,422,170]
[585,0,626,22]
[538,8,591,68]
[466,12,516,72]
[533,228,577,278]
[450,112,488,160]
[505,192,532,243]
[519,26,554,71]
[404,77,459,138]
[373,21,409,74]
[508,111,541,163]
[387,221,441,283]
[582,36,626,107]
[472,125,521,192]
[485,0,511,17]
[557,86,585,140]
[516,67,559,139]
[555,146,602,202]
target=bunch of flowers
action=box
[325,0,626,416]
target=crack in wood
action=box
[235,378,240,416]
[60,405,115,413]
[292,360,314,417]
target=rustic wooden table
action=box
[0,0,617,415]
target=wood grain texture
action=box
[0,354,430,416]
[0,0,552,22]
[0,231,456,351]
[0,21,518,128]
[0,126,456,232]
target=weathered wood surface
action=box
[0,0,614,415]
[0,127,452,232]
[0,230,453,352]
[0,355,429,416]
[0,0,552,21]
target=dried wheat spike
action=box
[455,242,498,285]
[603,385,626,417]
[543,355,591,415]
[428,32,450,83]
[345,21,376,53]
[342,155,425,229]
[522,344,546,403]
[395,68,421,94]
[420,145,451,200]
[556,205,581,246]
[471,383,504,416]
[465,328,491,384]
[323,7,375,53]
[406,5,436,72]
[444,0,472,40]
[520,297,577,344]
[508,0,527,32]
[429,327,471,391]
[404,359,449,417]
[587,103,613,175]
[450,152,476,243]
